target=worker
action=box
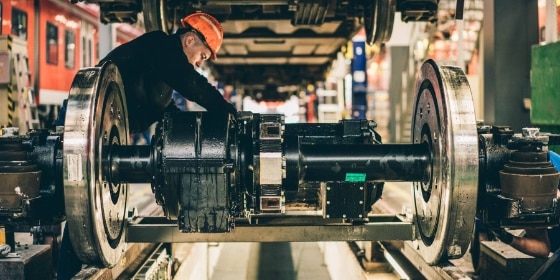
[54,11,236,131]
[56,12,236,279]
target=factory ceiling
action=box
[85,0,440,97]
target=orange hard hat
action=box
[181,12,223,60]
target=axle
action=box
[108,139,433,184]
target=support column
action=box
[351,34,367,120]
[388,46,408,143]
[482,0,538,130]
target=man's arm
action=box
[511,229,551,258]
[493,228,551,258]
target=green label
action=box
[345,173,366,182]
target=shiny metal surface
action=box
[63,62,129,267]
[58,58,478,267]
[411,59,478,264]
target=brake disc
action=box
[63,62,129,267]
[411,59,478,264]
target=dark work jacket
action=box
[98,30,235,133]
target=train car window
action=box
[47,22,58,65]
[65,30,75,69]
[11,8,27,40]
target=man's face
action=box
[183,32,212,69]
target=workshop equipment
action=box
[1,59,558,272]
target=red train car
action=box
[0,0,143,126]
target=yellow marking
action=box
[7,83,13,127]
[0,226,5,244]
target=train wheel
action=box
[63,62,129,267]
[142,0,175,33]
[411,59,479,264]
[364,0,395,45]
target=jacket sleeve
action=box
[136,32,236,115]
